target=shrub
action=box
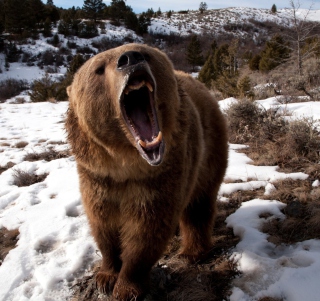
[29,73,55,102]
[47,34,60,47]
[67,40,77,49]
[0,78,29,102]
[40,49,56,66]
[91,37,123,52]
[225,99,262,143]
[282,118,320,161]
[24,149,70,162]
[78,21,99,39]
[76,46,96,55]
[12,168,48,187]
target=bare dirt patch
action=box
[0,228,19,266]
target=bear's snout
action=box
[117,51,146,69]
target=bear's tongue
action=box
[129,105,153,140]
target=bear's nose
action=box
[117,51,145,69]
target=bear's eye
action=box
[95,65,105,75]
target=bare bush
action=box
[0,78,29,102]
[12,168,48,187]
[24,149,70,162]
[91,37,123,52]
[0,162,15,175]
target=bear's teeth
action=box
[145,81,153,92]
[124,80,153,95]
[139,132,162,149]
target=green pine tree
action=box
[259,34,291,72]
[198,54,215,88]
[237,76,254,99]
[109,0,131,24]
[124,11,139,31]
[137,13,151,35]
[43,17,52,37]
[82,0,105,23]
[271,4,277,13]
[4,0,28,34]
[249,54,261,71]
[186,35,204,71]
[198,40,218,88]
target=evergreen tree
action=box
[199,2,208,14]
[82,0,105,23]
[109,0,131,24]
[237,76,254,99]
[198,54,215,88]
[249,54,261,71]
[4,0,28,34]
[6,42,20,63]
[213,43,229,74]
[137,13,151,35]
[68,54,86,76]
[124,11,139,31]
[47,0,54,5]
[0,0,5,33]
[156,7,162,17]
[186,35,204,71]
[271,4,277,13]
[212,43,240,97]
[43,17,52,37]
[259,34,291,72]
[198,40,218,88]
[145,8,154,18]
[166,10,172,18]
[27,0,46,27]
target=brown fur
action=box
[66,43,228,301]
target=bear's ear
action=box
[67,86,72,97]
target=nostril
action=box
[117,54,129,69]
[117,51,145,69]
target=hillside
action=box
[1,6,320,84]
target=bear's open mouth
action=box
[120,69,165,166]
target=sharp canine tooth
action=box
[145,81,153,92]
[139,140,147,148]
[156,131,162,142]
[138,132,162,149]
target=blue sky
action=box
[51,0,320,13]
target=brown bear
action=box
[66,43,228,301]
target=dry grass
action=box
[261,178,320,245]
[15,141,28,148]
[0,162,15,175]
[12,168,48,187]
[23,148,70,162]
[0,228,19,266]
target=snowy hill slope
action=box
[149,7,320,36]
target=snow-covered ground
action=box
[0,96,320,301]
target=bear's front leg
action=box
[112,202,177,301]
[89,220,122,294]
